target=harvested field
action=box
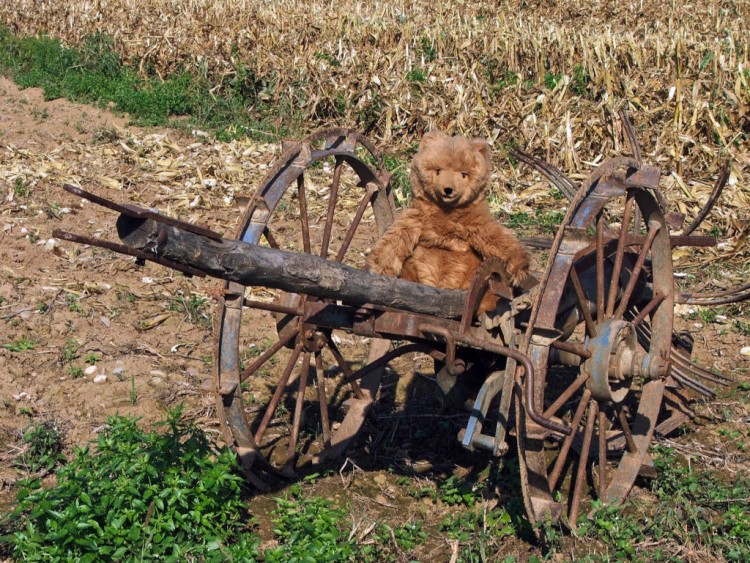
[0,0,749,560]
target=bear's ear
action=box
[470,138,490,158]
[420,130,448,149]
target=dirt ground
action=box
[1,75,748,560]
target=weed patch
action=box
[0,26,288,141]
[2,407,261,560]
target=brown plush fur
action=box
[368,130,530,312]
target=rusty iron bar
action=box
[615,404,638,453]
[52,229,208,278]
[569,399,598,525]
[619,109,642,166]
[679,280,750,306]
[512,149,578,201]
[321,156,344,259]
[569,267,597,337]
[631,291,666,327]
[671,366,715,397]
[284,351,312,472]
[242,297,300,316]
[297,173,312,254]
[335,183,379,262]
[606,195,635,317]
[670,350,732,386]
[596,214,606,319]
[680,164,730,236]
[550,340,591,359]
[598,409,609,499]
[254,342,303,445]
[548,389,592,491]
[543,372,590,419]
[240,328,299,384]
[61,184,223,240]
[523,233,716,250]
[419,324,572,436]
[314,351,332,447]
[613,221,661,319]
[325,338,365,400]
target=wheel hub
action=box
[584,319,664,403]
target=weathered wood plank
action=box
[116,215,469,319]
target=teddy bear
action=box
[368,130,530,313]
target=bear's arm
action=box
[367,208,423,277]
[464,222,531,286]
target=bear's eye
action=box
[461,172,468,180]
[435,169,441,176]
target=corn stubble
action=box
[0,0,748,221]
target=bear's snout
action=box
[443,186,454,196]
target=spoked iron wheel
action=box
[519,160,674,527]
[212,130,395,479]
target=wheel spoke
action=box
[615,404,638,453]
[321,157,344,259]
[549,389,592,491]
[598,409,608,499]
[631,291,665,327]
[314,351,332,447]
[262,226,280,249]
[326,338,365,400]
[243,297,299,316]
[543,373,590,419]
[570,267,597,337]
[606,195,635,317]
[285,351,311,469]
[551,340,591,360]
[614,220,661,319]
[297,174,311,254]
[254,342,303,445]
[334,184,379,262]
[569,399,598,525]
[595,214,606,321]
[240,327,300,383]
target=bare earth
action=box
[0,75,748,560]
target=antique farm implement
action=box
[54,116,747,527]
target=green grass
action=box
[2,337,36,352]
[0,27,292,142]
[265,484,427,562]
[575,446,750,561]
[2,407,261,561]
[1,410,434,562]
[13,420,67,474]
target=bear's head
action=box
[410,130,491,208]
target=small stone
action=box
[44,238,58,251]
[113,367,125,376]
[84,365,98,376]
[93,374,107,383]
[150,370,167,378]
[741,347,750,357]
[100,316,111,328]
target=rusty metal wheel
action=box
[211,129,395,479]
[518,160,674,527]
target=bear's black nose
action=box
[443,187,453,196]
